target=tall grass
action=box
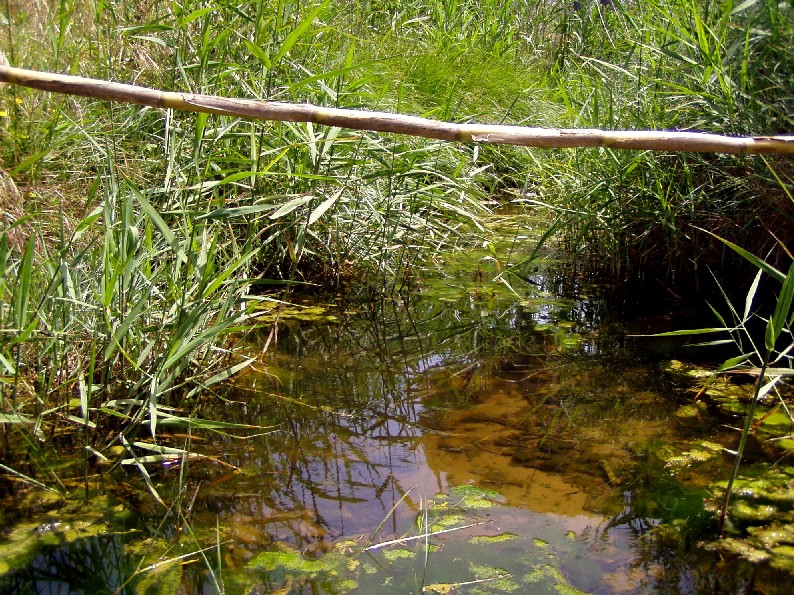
[0,0,519,502]
[517,0,794,304]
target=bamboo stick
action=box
[1,63,793,155]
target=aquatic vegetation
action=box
[663,440,723,473]
[447,484,504,509]
[469,532,518,545]
[523,564,588,595]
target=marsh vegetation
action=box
[1,0,793,592]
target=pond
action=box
[1,232,793,594]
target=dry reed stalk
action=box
[1,62,793,155]
[0,168,26,252]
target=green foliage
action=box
[651,231,794,534]
[524,0,794,289]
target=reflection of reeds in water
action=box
[452,362,480,390]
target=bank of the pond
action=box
[1,246,793,593]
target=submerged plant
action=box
[651,228,794,535]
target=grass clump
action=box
[529,0,794,304]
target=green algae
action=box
[0,492,132,577]
[132,560,185,595]
[382,547,415,561]
[702,465,794,573]
[716,467,794,506]
[674,402,708,420]
[469,532,518,545]
[249,545,333,574]
[469,563,519,592]
[523,564,588,594]
[247,541,360,591]
[730,500,779,524]
[769,545,794,573]
[704,537,771,564]
[253,304,339,323]
[663,440,723,473]
[432,513,467,529]
[661,360,713,380]
[448,484,504,509]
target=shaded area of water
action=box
[1,249,792,593]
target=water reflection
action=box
[0,534,135,594]
[2,265,774,593]
[173,281,686,591]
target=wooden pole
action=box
[1,63,793,155]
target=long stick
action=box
[1,63,793,155]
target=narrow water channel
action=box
[1,248,791,593]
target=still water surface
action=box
[188,272,728,593]
[0,258,781,593]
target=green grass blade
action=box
[14,235,35,330]
[131,185,188,263]
[768,261,794,350]
[695,228,785,283]
[274,0,330,63]
[308,187,343,225]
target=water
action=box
[0,254,790,593]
